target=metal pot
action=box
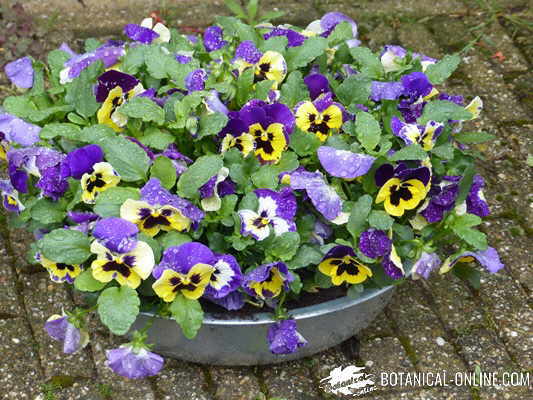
[130,285,394,366]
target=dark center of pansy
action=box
[253,216,270,228]
[85,175,107,193]
[336,261,360,276]
[102,260,132,278]
[142,214,171,230]
[255,137,275,155]
[389,183,414,206]
[55,263,75,272]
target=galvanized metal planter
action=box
[130,285,395,366]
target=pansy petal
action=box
[5,57,33,89]
[317,146,375,179]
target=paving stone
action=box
[6,227,41,274]
[481,21,530,74]
[152,359,211,400]
[209,366,262,400]
[89,317,156,400]
[261,359,321,400]
[507,72,533,115]
[364,22,396,52]
[474,271,533,370]
[0,317,43,399]
[397,23,444,59]
[357,310,395,340]
[21,272,95,380]
[0,242,23,317]
[385,282,466,374]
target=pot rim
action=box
[140,285,394,326]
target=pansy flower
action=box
[162,144,193,176]
[152,242,239,301]
[463,175,490,218]
[370,81,405,102]
[61,144,104,180]
[37,253,82,284]
[90,218,155,289]
[7,147,68,199]
[185,68,208,92]
[81,162,121,204]
[238,101,295,163]
[67,211,99,234]
[263,27,307,48]
[243,261,293,299]
[439,247,504,274]
[219,117,255,157]
[375,163,430,217]
[203,26,227,52]
[205,291,245,311]
[412,252,441,280]
[380,45,436,73]
[4,56,34,89]
[124,17,170,44]
[391,117,443,151]
[199,167,236,212]
[295,92,345,142]
[397,72,436,123]
[318,245,373,285]
[205,90,229,115]
[267,319,307,355]
[234,41,287,89]
[95,70,144,132]
[0,179,24,213]
[238,188,297,241]
[359,229,392,259]
[317,146,375,179]
[419,176,460,223]
[45,314,89,354]
[305,12,359,47]
[121,178,204,236]
[282,168,348,224]
[106,344,164,379]
[60,42,125,84]
[381,243,405,279]
[0,113,40,148]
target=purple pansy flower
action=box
[175,52,193,64]
[92,217,139,254]
[95,70,140,103]
[310,219,333,245]
[420,176,460,223]
[60,42,125,84]
[303,73,331,100]
[381,245,405,280]
[124,23,159,44]
[412,252,441,279]
[162,144,192,176]
[140,178,204,229]
[45,314,89,354]
[234,40,262,65]
[306,12,358,44]
[359,229,392,258]
[0,179,24,213]
[106,345,164,379]
[264,27,307,47]
[204,26,227,52]
[205,291,245,311]
[0,113,41,146]
[61,144,104,179]
[267,319,307,355]
[185,69,208,92]
[243,261,293,299]
[5,56,34,89]
[233,41,287,89]
[370,81,404,102]
[199,167,235,212]
[317,146,375,179]
[440,247,504,274]
[284,168,348,224]
[390,116,443,151]
[239,188,297,241]
[205,90,229,115]
[401,72,433,101]
[465,175,490,218]
[380,45,437,73]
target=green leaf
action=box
[3,96,36,119]
[150,156,177,189]
[347,195,372,240]
[236,68,254,107]
[120,45,146,75]
[349,47,384,79]
[260,36,288,54]
[286,36,328,70]
[368,210,394,230]
[419,100,472,124]
[355,111,381,151]
[118,97,165,124]
[145,45,172,79]
[335,74,372,105]
[77,124,115,143]
[432,142,455,160]
[38,229,91,264]
[287,244,323,269]
[455,164,475,205]
[224,0,246,18]
[39,123,81,140]
[450,213,487,250]
[98,136,150,182]
[47,50,71,82]
[452,263,481,290]
[454,131,496,144]
[159,231,192,249]
[280,71,307,108]
[65,61,102,118]
[139,128,175,150]
[94,187,140,217]
[97,286,140,335]
[425,54,461,84]
[74,269,106,292]
[267,232,301,261]
[246,0,259,20]
[347,284,365,299]
[289,128,321,156]
[177,155,223,198]
[388,144,428,161]
[327,21,354,46]
[169,294,204,339]
[197,112,229,140]
[27,105,74,123]
[30,198,66,224]
[138,233,162,263]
